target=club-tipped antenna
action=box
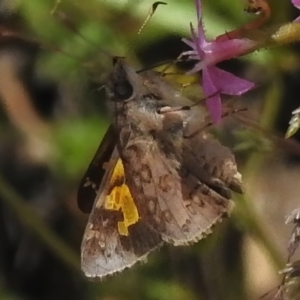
[124,1,167,71]
[137,2,167,35]
[50,2,167,64]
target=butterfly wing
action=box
[106,59,243,246]
[81,148,162,279]
[121,135,242,245]
[77,125,116,213]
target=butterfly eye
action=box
[113,80,134,101]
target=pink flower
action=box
[292,0,300,22]
[182,0,255,123]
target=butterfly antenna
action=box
[125,1,167,59]
[50,2,167,65]
[0,25,85,62]
[183,107,248,139]
[137,2,167,35]
[52,10,112,59]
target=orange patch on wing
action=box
[104,159,139,236]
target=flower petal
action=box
[202,67,222,123]
[186,60,205,74]
[292,0,300,22]
[292,0,300,9]
[195,0,206,45]
[206,93,222,124]
[201,39,255,64]
[207,66,255,95]
[183,0,256,124]
[195,0,201,22]
[190,23,205,58]
[182,38,196,49]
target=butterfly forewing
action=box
[77,125,116,213]
[81,148,162,279]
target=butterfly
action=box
[78,57,243,279]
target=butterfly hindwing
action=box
[120,127,241,245]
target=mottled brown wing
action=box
[81,148,162,279]
[106,58,243,247]
[120,132,242,246]
[77,125,116,213]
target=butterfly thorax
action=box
[115,95,185,147]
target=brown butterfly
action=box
[78,57,243,279]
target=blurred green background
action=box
[0,0,300,299]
